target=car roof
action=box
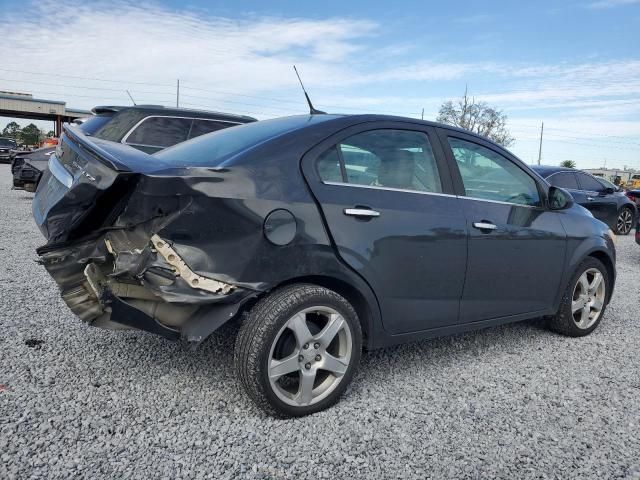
[529,165,578,177]
[91,105,257,123]
[155,113,529,169]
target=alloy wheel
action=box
[616,209,633,235]
[571,268,606,329]
[267,306,353,407]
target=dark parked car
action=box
[33,115,616,417]
[0,137,18,163]
[531,166,637,235]
[12,105,256,191]
[12,147,56,192]
[625,188,640,207]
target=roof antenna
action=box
[293,65,325,115]
[126,90,137,105]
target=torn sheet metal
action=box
[150,234,235,295]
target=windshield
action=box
[0,138,17,147]
[154,115,341,167]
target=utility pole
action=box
[176,79,180,107]
[421,108,424,120]
[537,121,544,165]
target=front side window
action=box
[316,129,442,193]
[448,137,540,207]
[125,117,192,148]
[576,172,605,192]
[548,172,579,190]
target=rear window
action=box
[77,114,114,135]
[125,116,191,148]
[155,115,340,167]
[189,119,237,139]
[93,109,148,142]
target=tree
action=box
[436,88,514,147]
[46,130,55,137]
[19,123,41,146]
[560,160,576,168]
[2,121,21,140]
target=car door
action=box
[439,130,567,323]
[301,122,467,335]
[575,171,619,228]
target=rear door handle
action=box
[587,196,595,201]
[472,222,497,230]
[344,208,380,218]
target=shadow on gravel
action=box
[359,317,549,372]
[86,316,551,385]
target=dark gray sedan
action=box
[531,165,637,235]
[33,115,617,416]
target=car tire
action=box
[615,206,635,235]
[547,257,610,337]
[234,284,362,417]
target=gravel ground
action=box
[1,163,639,479]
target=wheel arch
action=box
[273,274,379,349]
[586,249,615,303]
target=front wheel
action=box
[234,284,362,417]
[547,257,610,337]
[615,206,635,235]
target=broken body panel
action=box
[34,119,380,345]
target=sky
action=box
[0,0,639,169]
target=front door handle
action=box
[472,221,497,231]
[587,196,595,201]
[344,208,380,218]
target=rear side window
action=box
[317,129,442,193]
[448,137,540,207]
[316,147,343,183]
[125,117,192,148]
[576,172,605,192]
[548,172,578,189]
[189,119,236,139]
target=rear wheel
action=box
[234,284,362,417]
[548,257,609,337]
[615,206,634,235]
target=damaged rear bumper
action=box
[37,232,259,343]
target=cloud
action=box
[0,0,639,169]
[587,0,640,8]
[0,0,380,110]
[453,14,494,23]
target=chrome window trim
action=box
[323,181,541,208]
[322,181,455,198]
[48,154,73,188]
[458,195,542,209]
[121,115,242,148]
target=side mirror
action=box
[603,187,615,195]
[548,186,574,210]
